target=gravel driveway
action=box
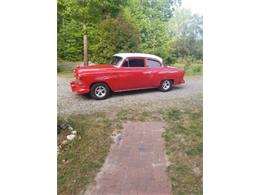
[58,75,202,115]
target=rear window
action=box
[147,59,161,68]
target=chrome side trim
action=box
[114,86,157,92]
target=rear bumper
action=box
[175,78,185,85]
[70,81,90,94]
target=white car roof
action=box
[114,53,163,63]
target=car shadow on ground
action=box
[113,85,185,97]
[79,85,186,100]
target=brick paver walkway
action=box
[84,121,171,195]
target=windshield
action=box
[110,56,123,67]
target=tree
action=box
[168,8,203,61]
[57,0,128,64]
[57,0,204,66]
[123,0,181,62]
[89,13,141,63]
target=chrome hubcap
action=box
[162,80,171,90]
[95,86,107,98]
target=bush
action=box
[58,20,83,61]
[172,57,203,75]
[192,64,202,73]
[177,57,193,65]
[89,13,141,64]
[174,63,185,69]
[57,61,82,73]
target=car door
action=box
[115,57,150,90]
[144,58,163,87]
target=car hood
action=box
[74,64,116,75]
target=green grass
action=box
[57,107,159,195]
[116,107,161,122]
[173,63,203,76]
[57,96,203,195]
[57,113,120,195]
[163,99,203,195]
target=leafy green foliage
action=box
[89,13,141,63]
[169,8,203,61]
[173,57,203,75]
[58,20,83,61]
[57,0,203,67]
[124,0,176,62]
[57,0,128,61]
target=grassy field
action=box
[173,63,203,75]
[57,96,202,195]
[57,113,120,195]
[163,98,203,194]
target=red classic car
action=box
[70,53,185,100]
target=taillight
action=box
[76,77,82,84]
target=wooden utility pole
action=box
[83,22,88,66]
[81,0,88,66]
[83,34,88,66]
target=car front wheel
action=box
[159,80,173,92]
[90,83,110,100]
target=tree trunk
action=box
[83,34,88,66]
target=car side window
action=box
[122,60,128,67]
[147,59,161,68]
[122,59,145,67]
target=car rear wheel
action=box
[159,80,173,92]
[90,83,110,100]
